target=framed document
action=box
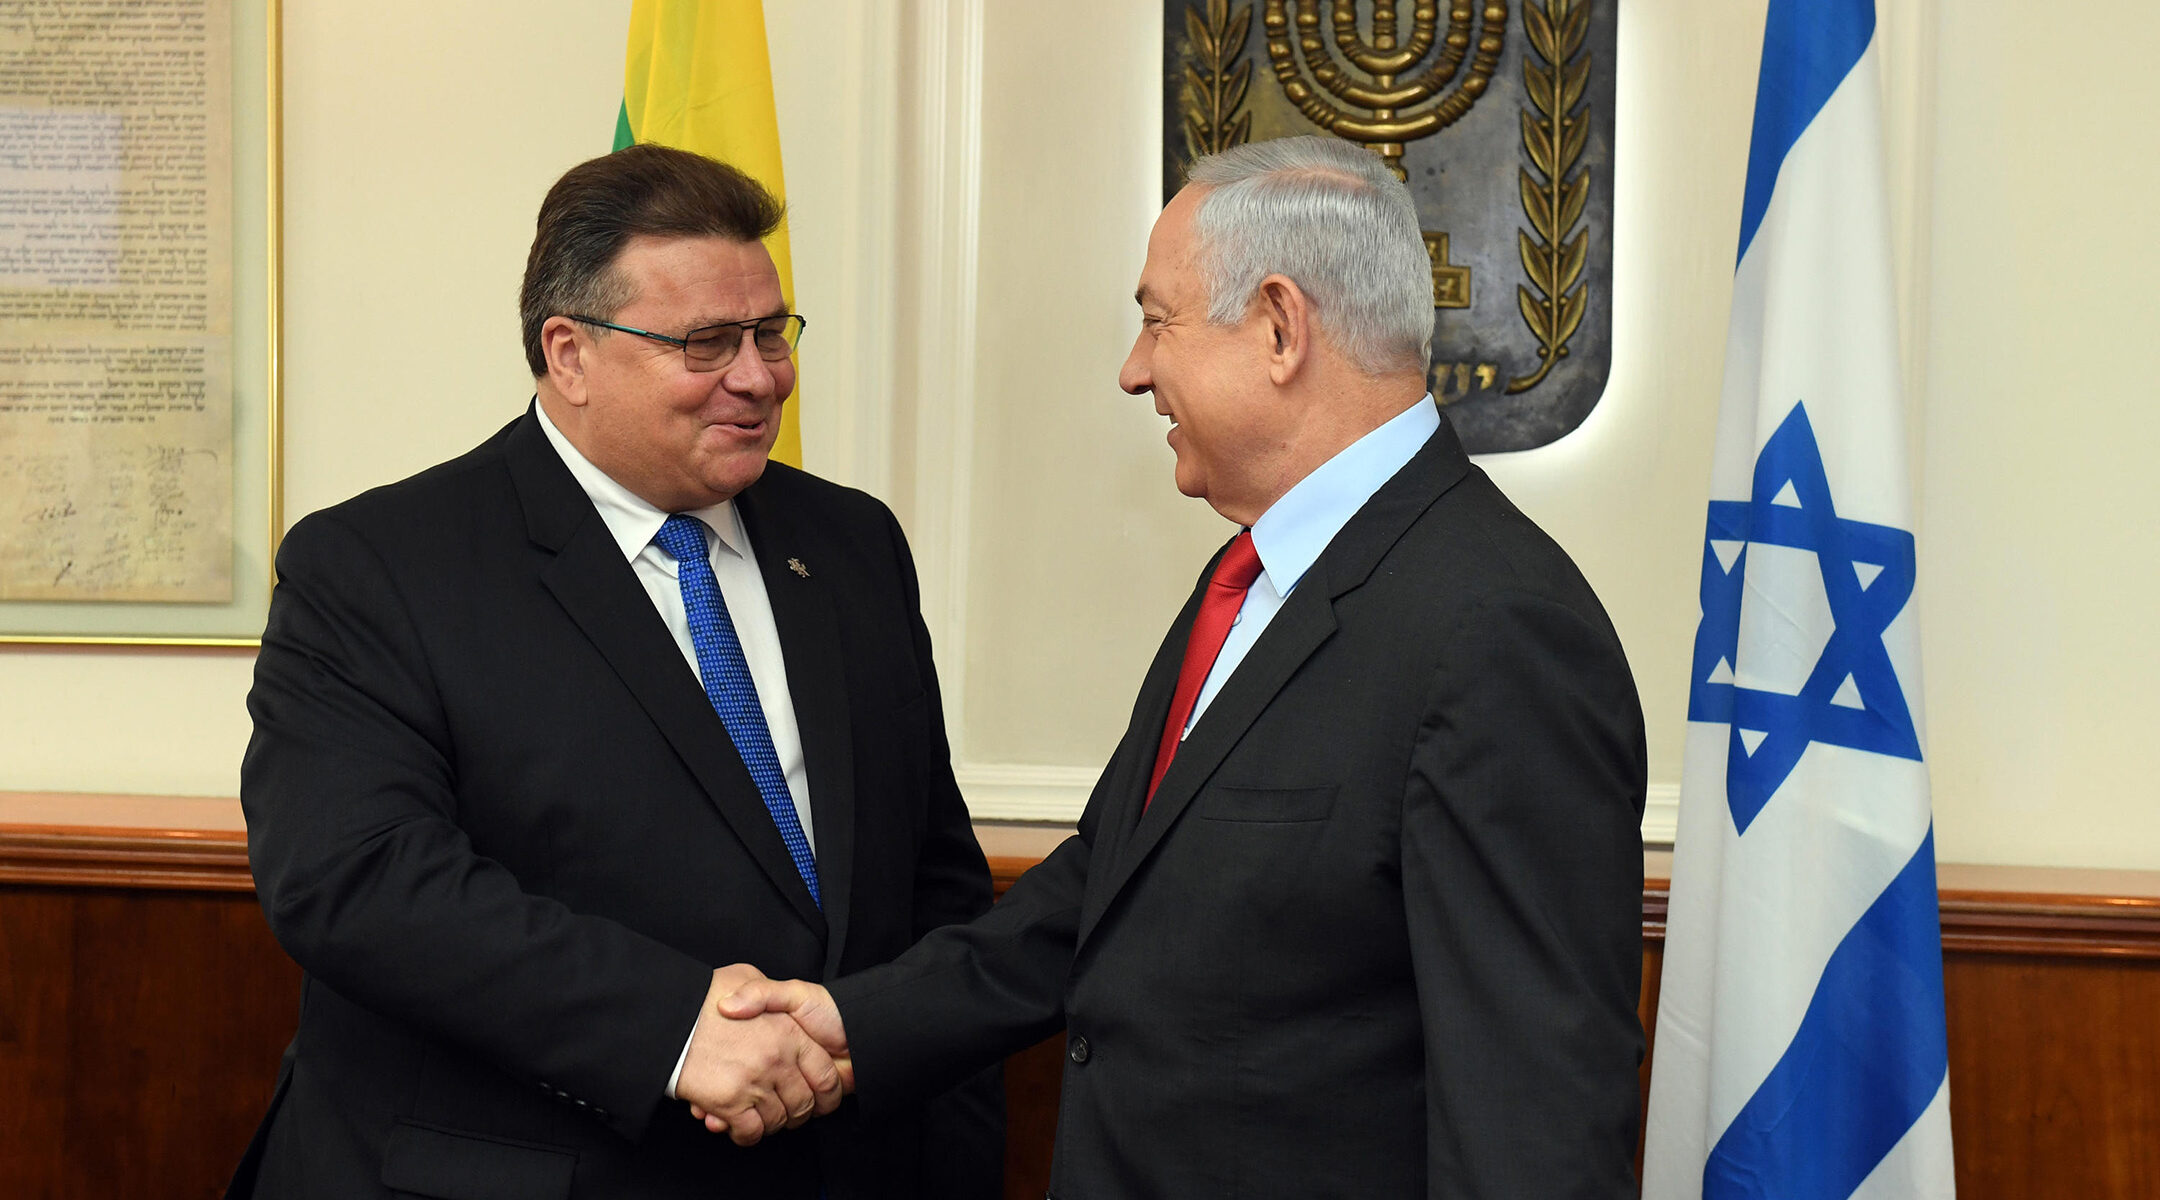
[0,0,281,645]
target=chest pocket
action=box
[1193,783,1338,823]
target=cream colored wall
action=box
[0,1,619,796]
[1916,2,2160,866]
[956,0,1203,765]
[2,0,2155,869]
[0,0,868,797]
[894,0,2160,868]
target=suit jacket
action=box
[232,408,1000,1200]
[829,416,1646,1199]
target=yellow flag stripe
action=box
[620,0,802,468]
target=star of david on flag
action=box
[1689,401,1921,834]
[1643,2,1956,1198]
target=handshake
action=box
[675,964,849,1146]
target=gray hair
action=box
[1184,136,1432,375]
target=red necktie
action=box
[1147,530,1264,805]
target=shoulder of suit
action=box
[747,459,897,527]
[1400,465,1608,607]
[283,418,520,549]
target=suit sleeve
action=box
[242,510,712,1143]
[1402,590,1647,1200]
[876,503,1007,1198]
[828,824,1090,1116]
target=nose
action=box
[717,329,777,397]
[1118,332,1151,397]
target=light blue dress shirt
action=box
[1181,396,1442,736]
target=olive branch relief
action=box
[1508,0,1591,393]
[1182,0,1255,159]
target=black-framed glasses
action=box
[565,313,807,372]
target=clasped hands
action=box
[674,964,846,1146]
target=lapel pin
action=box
[787,557,810,578]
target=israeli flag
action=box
[1641,2,1955,1198]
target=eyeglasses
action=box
[564,313,808,372]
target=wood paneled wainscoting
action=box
[3,797,2157,1198]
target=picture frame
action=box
[0,0,282,646]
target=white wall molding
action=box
[766,0,902,497]
[897,0,985,761]
[812,1,902,498]
[956,762,1102,823]
[1876,0,1939,514]
[1642,781,1679,846]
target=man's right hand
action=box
[675,967,846,1147]
[685,972,852,1138]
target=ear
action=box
[1254,274,1310,386]
[540,316,592,405]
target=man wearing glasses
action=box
[229,145,1000,1200]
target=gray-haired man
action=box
[721,135,1648,1198]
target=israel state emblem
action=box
[1163,0,1617,452]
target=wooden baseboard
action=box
[6,794,2158,957]
[7,792,2160,1197]
[0,825,252,891]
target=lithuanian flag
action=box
[617,0,802,468]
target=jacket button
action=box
[1067,1035,1090,1065]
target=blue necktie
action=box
[653,514,820,908]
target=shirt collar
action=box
[533,400,748,565]
[1248,396,1440,595]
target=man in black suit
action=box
[715,135,1648,1197]
[231,145,999,1199]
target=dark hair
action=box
[519,144,786,375]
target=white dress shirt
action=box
[534,403,814,851]
[534,403,813,1100]
[1181,396,1442,735]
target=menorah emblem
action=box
[1168,0,1614,450]
[1264,1,1508,308]
[1262,1,1509,182]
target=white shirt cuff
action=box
[665,1012,700,1100]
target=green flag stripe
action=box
[613,98,635,151]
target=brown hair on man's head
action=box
[519,144,785,376]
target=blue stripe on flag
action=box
[1702,829,1949,1200]
[1735,0,1877,264]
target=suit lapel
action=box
[1077,418,1475,948]
[735,480,858,976]
[505,411,827,934]
[1074,546,1215,945]
[1105,603,1192,856]
[1078,589,1338,946]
